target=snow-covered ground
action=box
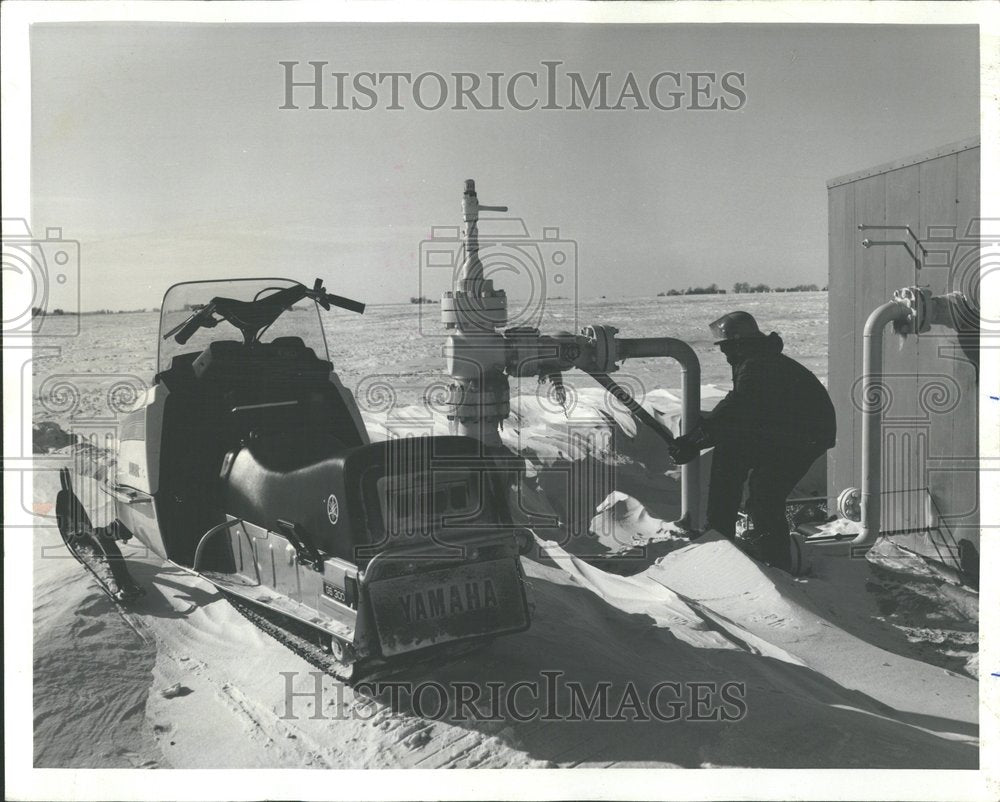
[30,388,978,769]
[28,508,980,769]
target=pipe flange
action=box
[580,324,619,373]
[891,286,931,335]
[837,487,861,522]
[445,377,511,422]
[441,289,508,331]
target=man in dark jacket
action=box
[669,311,835,572]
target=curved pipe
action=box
[856,300,910,545]
[617,337,702,530]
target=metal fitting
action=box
[891,286,932,335]
[579,324,620,374]
[444,331,508,377]
[441,281,508,331]
[444,375,510,423]
[837,487,861,522]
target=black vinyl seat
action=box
[220,430,372,562]
[219,434,497,565]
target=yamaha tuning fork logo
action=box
[326,493,340,525]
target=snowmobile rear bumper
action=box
[367,556,529,657]
[196,516,531,664]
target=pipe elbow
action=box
[863,300,909,339]
[620,337,700,373]
[612,335,702,530]
[668,340,700,373]
[851,528,876,547]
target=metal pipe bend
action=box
[617,337,702,531]
[856,300,910,546]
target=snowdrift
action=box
[30,388,978,769]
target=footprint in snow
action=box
[405,729,432,750]
[77,619,107,636]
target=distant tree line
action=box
[655,282,829,298]
[732,282,827,294]
[657,283,727,297]
[32,306,161,316]
[731,282,771,294]
[410,296,438,304]
[83,308,153,315]
[774,284,825,293]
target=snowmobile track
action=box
[223,593,357,684]
[222,592,492,689]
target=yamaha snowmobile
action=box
[56,277,532,681]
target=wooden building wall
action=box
[826,139,980,563]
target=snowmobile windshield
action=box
[158,278,331,372]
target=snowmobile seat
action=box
[220,433,498,565]
[220,429,372,562]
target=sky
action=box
[30,23,979,310]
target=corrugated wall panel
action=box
[949,148,980,551]
[854,174,887,509]
[917,155,961,562]
[826,183,856,508]
[882,165,923,532]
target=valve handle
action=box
[548,372,567,411]
[588,371,676,446]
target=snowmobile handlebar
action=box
[162,279,365,345]
[322,292,366,315]
[163,302,219,345]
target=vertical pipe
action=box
[679,347,702,530]
[460,179,483,285]
[617,338,702,529]
[857,300,909,545]
[445,180,509,447]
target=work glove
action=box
[669,435,701,465]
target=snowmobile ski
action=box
[55,468,150,641]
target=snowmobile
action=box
[56,277,532,681]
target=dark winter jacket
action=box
[699,333,836,452]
